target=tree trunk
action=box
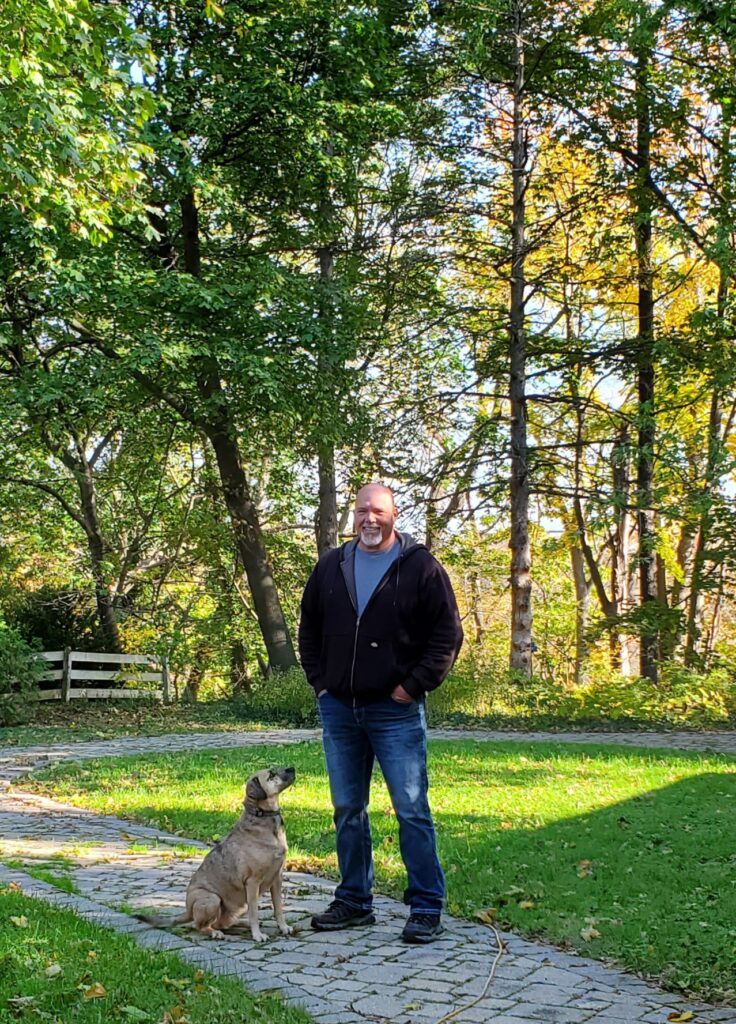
[685,109,733,666]
[179,187,297,671]
[315,241,339,554]
[207,417,298,670]
[570,543,590,685]
[58,446,122,653]
[508,0,532,675]
[634,38,659,682]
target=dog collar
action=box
[245,800,281,818]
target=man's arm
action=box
[298,565,323,694]
[400,559,463,700]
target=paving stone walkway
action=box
[2,726,735,786]
[1,728,735,1024]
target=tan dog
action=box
[139,766,295,942]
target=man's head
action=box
[354,483,397,552]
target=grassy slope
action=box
[25,740,736,1003]
[0,888,309,1024]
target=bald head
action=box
[354,483,397,552]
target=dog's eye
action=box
[268,769,278,779]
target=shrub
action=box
[233,666,318,727]
[428,660,736,730]
[0,621,43,726]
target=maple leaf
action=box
[81,982,107,1000]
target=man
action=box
[298,483,463,943]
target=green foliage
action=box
[3,586,100,652]
[233,667,318,727]
[0,619,41,725]
[428,662,736,729]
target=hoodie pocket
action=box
[319,633,354,688]
[354,633,402,693]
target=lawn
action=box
[0,886,309,1024]
[25,740,736,1004]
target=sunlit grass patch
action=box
[0,887,310,1024]
[27,740,736,1003]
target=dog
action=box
[138,766,295,942]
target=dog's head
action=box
[244,766,295,809]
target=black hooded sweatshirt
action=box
[298,532,463,703]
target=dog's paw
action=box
[251,931,267,943]
[278,923,293,936]
[208,929,225,940]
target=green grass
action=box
[0,887,309,1024]
[25,739,736,1004]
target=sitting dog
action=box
[138,766,295,942]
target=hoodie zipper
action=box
[348,557,401,702]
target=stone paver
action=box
[1,728,734,1023]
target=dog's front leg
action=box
[245,878,266,942]
[271,873,293,936]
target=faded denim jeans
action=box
[318,692,445,914]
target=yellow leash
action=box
[434,922,506,1024]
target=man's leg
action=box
[366,698,445,937]
[314,694,376,924]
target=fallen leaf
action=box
[499,821,513,830]
[81,982,107,1000]
[580,925,601,941]
[474,908,498,925]
[576,859,593,878]
[7,882,22,893]
[87,950,98,961]
[10,915,28,928]
[519,900,536,910]
[162,978,190,992]
[667,1014,694,1022]
[119,1007,150,1021]
[404,1003,421,1011]
[44,963,62,978]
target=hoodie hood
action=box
[339,531,422,612]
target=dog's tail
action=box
[135,910,192,928]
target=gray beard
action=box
[360,529,383,548]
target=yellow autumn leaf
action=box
[10,915,28,928]
[519,900,535,910]
[81,982,107,1000]
[580,925,601,941]
[474,907,498,924]
[667,1013,694,1022]
[576,859,593,878]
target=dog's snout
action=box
[284,766,296,777]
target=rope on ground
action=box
[434,921,506,1024]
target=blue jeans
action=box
[318,692,445,915]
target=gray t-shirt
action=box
[354,540,400,615]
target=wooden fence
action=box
[36,649,171,702]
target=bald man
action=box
[299,483,463,943]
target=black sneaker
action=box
[401,912,444,944]
[311,899,376,931]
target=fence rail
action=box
[35,649,170,702]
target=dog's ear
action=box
[246,776,267,801]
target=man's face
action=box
[354,487,397,551]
